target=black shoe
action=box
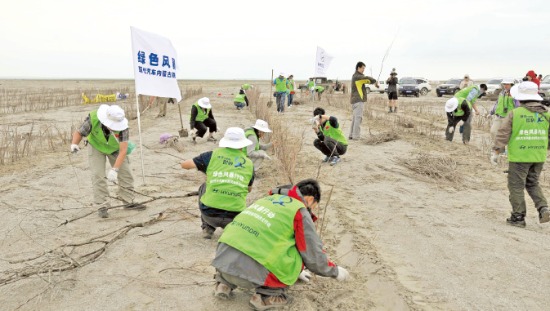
[539,207,550,223]
[123,202,147,210]
[506,214,526,228]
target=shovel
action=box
[267,69,274,108]
[177,102,189,137]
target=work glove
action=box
[298,269,312,283]
[70,144,80,153]
[490,152,499,166]
[448,126,454,134]
[335,266,350,282]
[107,168,118,183]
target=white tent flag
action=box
[314,46,334,77]
[131,26,182,102]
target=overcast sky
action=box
[1,0,549,81]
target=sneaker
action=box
[330,156,341,166]
[207,136,217,142]
[123,202,146,210]
[202,228,215,239]
[539,207,550,223]
[249,293,292,311]
[506,214,526,228]
[213,282,232,300]
[322,156,331,162]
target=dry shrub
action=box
[364,132,399,145]
[398,152,462,183]
[164,136,184,153]
[248,88,304,184]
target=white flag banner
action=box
[314,46,333,77]
[131,26,182,102]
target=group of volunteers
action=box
[68,61,549,309]
[443,70,550,228]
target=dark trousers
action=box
[276,92,286,112]
[314,137,347,157]
[288,93,294,106]
[508,162,548,217]
[194,118,217,137]
[445,112,472,142]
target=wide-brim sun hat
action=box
[97,104,128,131]
[197,97,212,109]
[511,81,543,101]
[445,98,459,112]
[219,127,253,149]
[252,119,272,133]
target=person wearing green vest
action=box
[233,89,248,110]
[287,74,296,108]
[444,83,487,144]
[490,78,519,140]
[211,179,350,310]
[241,83,253,91]
[70,104,144,218]
[244,119,273,172]
[311,107,348,166]
[180,127,255,239]
[314,85,325,100]
[190,97,217,143]
[307,78,315,100]
[492,81,550,228]
[273,72,288,113]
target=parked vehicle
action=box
[436,78,461,97]
[366,80,388,94]
[484,78,521,100]
[539,75,550,100]
[398,77,431,97]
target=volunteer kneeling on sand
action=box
[70,104,144,218]
[181,127,254,239]
[190,97,217,143]
[312,107,348,166]
[211,179,350,310]
[244,119,272,173]
[492,81,550,228]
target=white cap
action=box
[464,74,470,78]
[97,104,128,131]
[219,127,253,149]
[252,119,272,133]
[197,97,212,109]
[501,78,515,85]
[510,81,543,101]
[279,72,285,77]
[445,98,459,112]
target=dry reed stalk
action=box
[364,132,399,145]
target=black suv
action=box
[436,78,461,97]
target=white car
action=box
[539,75,550,100]
[399,77,431,97]
[365,80,386,94]
[484,78,522,99]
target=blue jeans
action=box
[288,93,294,106]
[276,92,286,112]
[234,102,245,109]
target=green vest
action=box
[320,121,348,145]
[307,80,314,88]
[508,107,549,163]
[288,79,294,91]
[244,128,260,151]
[234,94,246,103]
[315,86,325,92]
[87,110,120,155]
[275,78,287,92]
[453,99,472,117]
[455,85,481,105]
[191,102,210,122]
[218,194,304,285]
[200,148,254,212]
[495,93,515,118]
[242,84,251,90]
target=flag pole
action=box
[134,92,146,185]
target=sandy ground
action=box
[1,80,550,311]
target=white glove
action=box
[258,150,272,160]
[298,270,312,283]
[70,144,80,153]
[448,126,455,134]
[335,266,350,282]
[490,152,499,166]
[107,168,118,183]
